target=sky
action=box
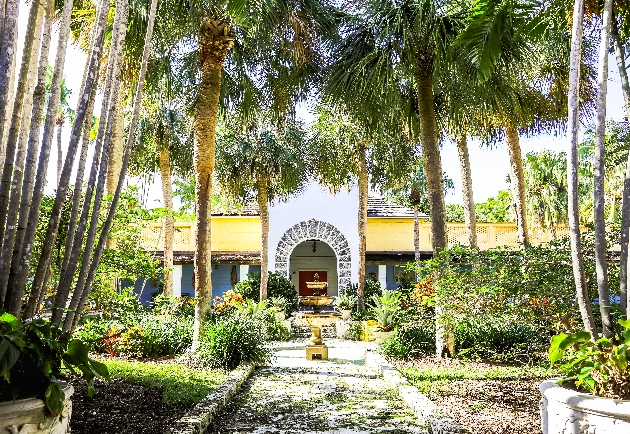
[14,1,628,209]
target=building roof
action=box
[212,196,424,218]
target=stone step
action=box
[290,323,337,339]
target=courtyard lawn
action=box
[396,357,559,434]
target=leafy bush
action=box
[550,319,630,399]
[196,313,273,369]
[343,280,383,308]
[379,322,436,359]
[370,289,402,331]
[74,313,193,357]
[455,318,547,362]
[234,272,299,312]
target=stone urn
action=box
[341,309,352,321]
[0,382,74,434]
[540,379,630,434]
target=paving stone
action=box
[208,341,427,434]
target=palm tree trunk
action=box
[159,146,174,297]
[66,0,157,333]
[106,101,125,196]
[357,147,368,310]
[593,0,614,338]
[612,19,630,316]
[415,59,447,253]
[27,1,104,322]
[0,4,42,304]
[13,0,97,316]
[567,0,598,337]
[192,18,234,349]
[456,133,477,248]
[0,35,16,177]
[0,0,19,148]
[415,54,451,357]
[414,203,420,262]
[504,123,529,246]
[1,0,55,305]
[257,175,269,301]
[56,121,63,188]
[59,0,129,329]
[0,0,45,244]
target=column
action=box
[378,264,387,289]
[172,264,182,298]
[239,264,250,281]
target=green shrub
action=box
[379,322,436,359]
[74,312,193,357]
[197,313,273,369]
[343,280,383,308]
[455,317,547,362]
[234,272,299,312]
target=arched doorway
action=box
[290,240,337,296]
[274,219,352,296]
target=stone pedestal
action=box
[306,344,328,360]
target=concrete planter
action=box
[0,382,74,434]
[540,379,630,434]
[341,309,352,321]
[373,330,395,344]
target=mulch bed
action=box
[394,357,545,434]
[69,377,194,434]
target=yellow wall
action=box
[367,218,422,252]
[211,217,261,251]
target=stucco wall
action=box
[268,182,359,284]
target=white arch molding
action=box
[274,219,352,289]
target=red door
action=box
[298,271,328,296]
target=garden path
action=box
[208,340,427,434]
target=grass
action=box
[400,363,559,400]
[102,359,227,405]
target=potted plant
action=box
[370,289,401,342]
[540,318,630,433]
[267,297,288,321]
[334,292,356,320]
[0,311,109,434]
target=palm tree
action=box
[159,0,339,347]
[325,0,468,254]
[129,104,193,298]
[310,106,417,310]
[523,151,568,239]
[216,120,309,301]
[566,0,598,337]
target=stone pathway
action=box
[208,340,426,434]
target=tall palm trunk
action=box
[106,101,125,196]
[192,18,235,349]
[0,4,42,301]
[593,0,614,338]
[58,0,129,328]
[159,146,174,297]
[612,19,630,316]
[415,53,451,357]
[567,0,598,337]
[12,0,92,316]
[56,120,63,188]
[414,203,420,262]
[0,0,19,146]
[504,123,529,246]
[357,147,368,310]
[0,0,55,304]
[0,0,45,242]
[0,35,16,177]
[456,133,477,248]
[257,175,269,301]
[415,58,446,253]
[66,0,157,333]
